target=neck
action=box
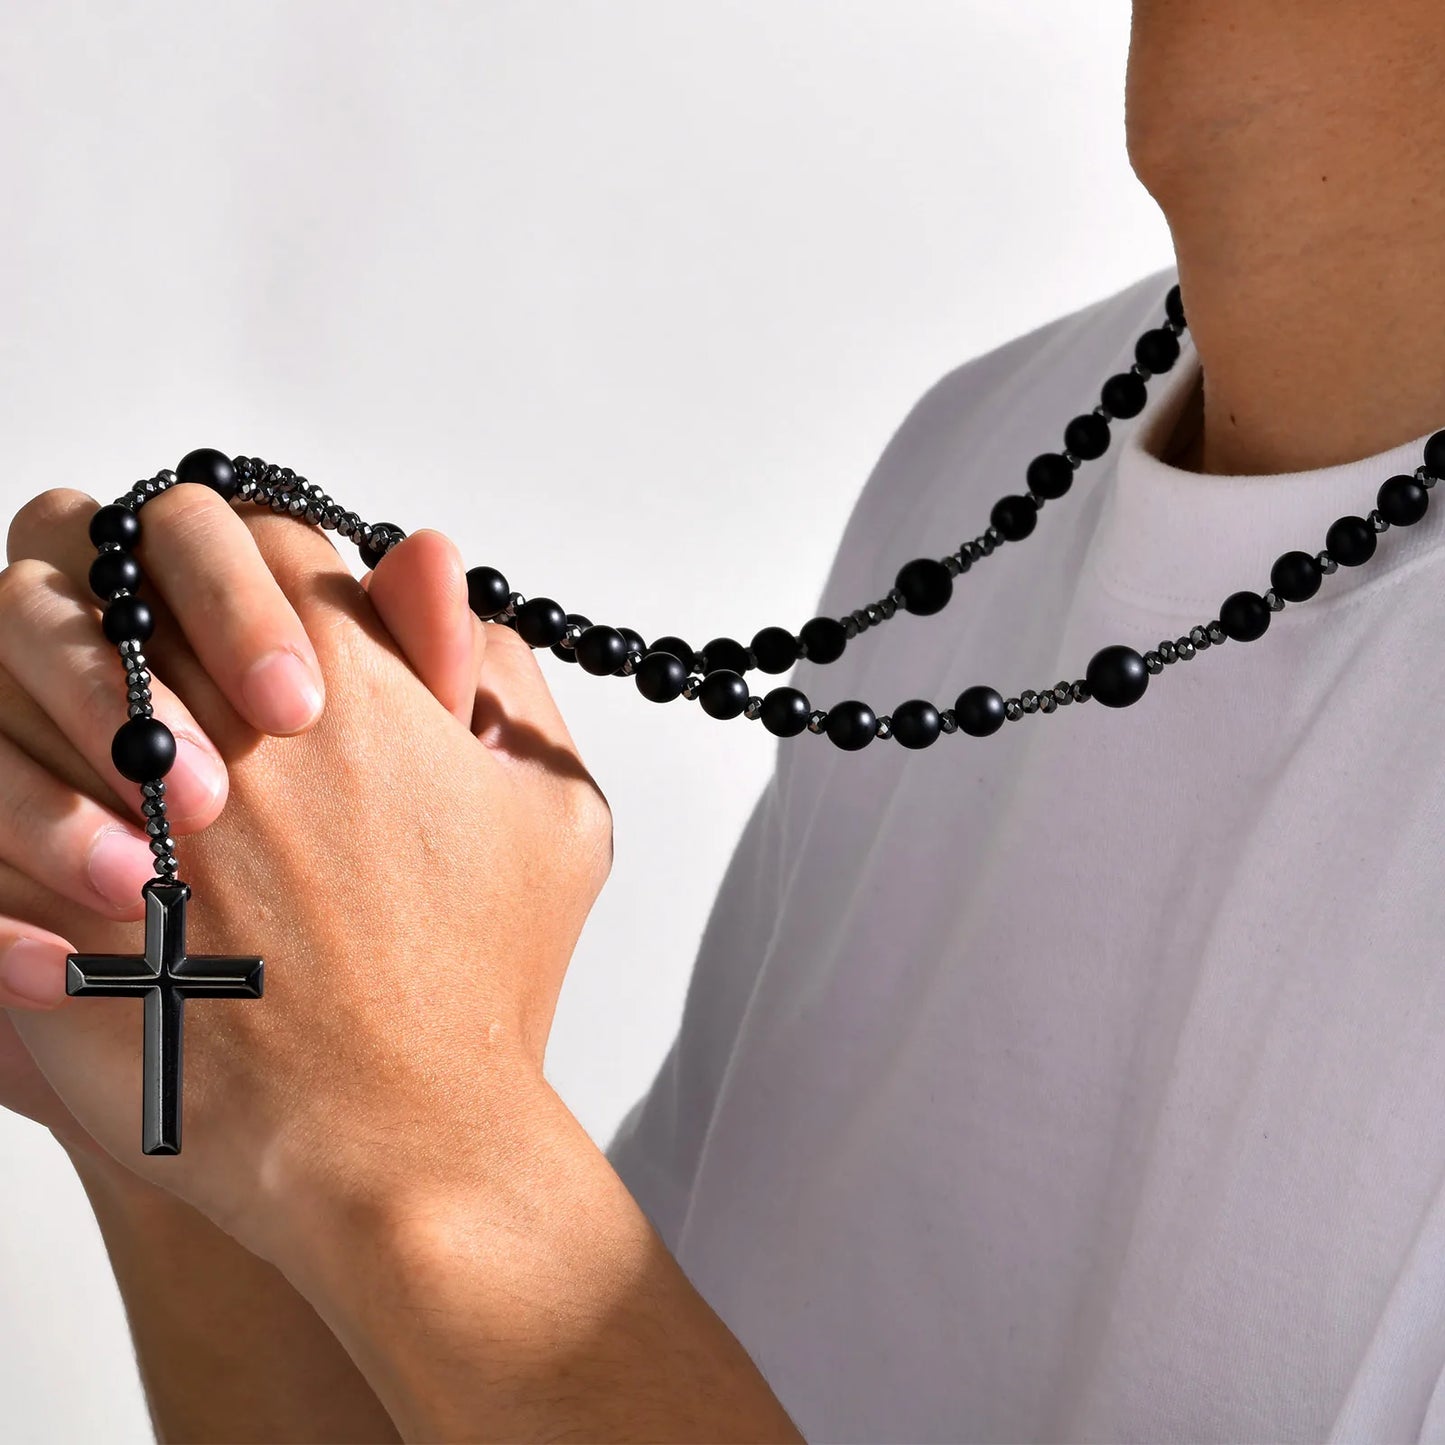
[1126,2,1445,476]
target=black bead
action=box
[647,635,696,673]
[89,504,140,549]
[1135,328,1181,374]
[1064,413,1111,461]
[89,550,140,600]
[575,625,629,675]
[551,613,592,663]
[618,627,648,658]
[466,566,511,620]
[751,626,799,674]
[1270,550,1322,603]
[1325,514,1376,567]
[990,494,1038,543]
[1026,452,1074,501]
[102,594,155,645]
[357,521,404,571]
[891,698,941,750]
[894,557,953,615]
[112,717,176,783]
[698,669,750,720]
[1165,284,1186,328]
[515,596,569,649]
[635,650,688,703]
[799,616,847,665]
[954,684,1006,737]
[1378,473,1429,527]
[1085,645,1149,708]
[761,686,811,737]
[824,699,876,751]
[1424,430,1445,478]
[1101,371,1148,420]
[701,636,751,675]
[1219,590,1271,642]
[175,448,236,501]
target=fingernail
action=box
[87,828,156,912]
[242,648,324,734]
[168,736,226,820]
[0,937,69,1008]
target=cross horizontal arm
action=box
[67,954,155,996]
[174,956,264,998]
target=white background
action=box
[0,3,1172,1438]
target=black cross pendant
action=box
[66,879,263,1156]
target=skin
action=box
[1,4,1438,1440]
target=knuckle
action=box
[145,481,231,546]
[7,488,94,563]
[0,556,56,621]
[560,774,614,884]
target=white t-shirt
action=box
[607,263,1445,1444]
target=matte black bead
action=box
[635,650,688,703]
[174,448,236,501]
[1378,473,1429,527]
[89,550,141,600]
[761,686,812,737]
[112,717,176,783]
[575,625,629,676]
[1026,453,1074,500]
[1064,413,1111,461]
[1135,328,1181,374]
[1085,645,1149,708]
[641,635,693,675]
[514,596,569,649]
[1219,590,1271,642]
[618,627,648,659]
[357,521,404,571]
[552,613,592,663]
[954,684,1006,737]
[891,698,941,750]
[1101,372,1148,420]
[990,494,1038,543]
[89,504,140,549]
[1424,431,1445,478]
[701,637,751,675]
[894,557,953,616]
[1165,284,1186,328]
[751,626,799,674]
[102,594,155,645]
[698,669,750,720]
[824,700,877,751]
[1325,514,1377,567]
[798,616,847,665]
[1270,549,1322,603]
[466,566,511,620]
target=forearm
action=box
[286,1081,801,1444]
[71,1148,399,1445]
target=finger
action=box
[0,922,76,1011]
[0,727,154,921]
[133,484,327,737]
[366,530,478,725]
[473,620,585,758]
[0,560,228,830]
[6,486,98,581]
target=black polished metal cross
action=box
[66,879,263,1156]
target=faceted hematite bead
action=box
[112,717,177,783]
[1039,692,1057,714]
[89,550,141,600]
[1101,371,1148,420]
[1189,625,1210,649]
[1027,452,1075,501]
[1004,698,1023,721]
[954,684,1007,737]
[1176,638,1196,660]
[1144,651,1164,674]
[990,495,1038,543]
[1020,690,1040,714]
[878,596,897,619]
[1316,551,1338,574]
[89,504,141,549]
[175,448,237,501]
[890,698,942,750]
[744,697,764,720]
[825,700,876,751]
[358,521,406,571]
[1135,328,1181,374]
[842,616,860,640]
[895,557,954,616]
[799,616,847,666]
[761,687,812,737]
[1064,413,1111,461]
[1085,644,1149,708]
[682,676,703,701]
[1325,515,1376,567]
[465,565,511,620]
[700,636,750,676]
[1378,473,1430,527]
[1158,640,1177,663]
[551,613,592,663]
[938,709,958,734]
[635,651,688,703]
[102,595,155,646]
[750,626,799,674]
[1053,682,1072,705]
[875,715,893,739]
[1263,591,1284,612]
[699,670,751,720]
[1220,591,1270,642]
[646,635,696,673]
[1270,549,1321,603]
[575,625,629,676]
[514,597,569,649]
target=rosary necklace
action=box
[68,283,1444,1153]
